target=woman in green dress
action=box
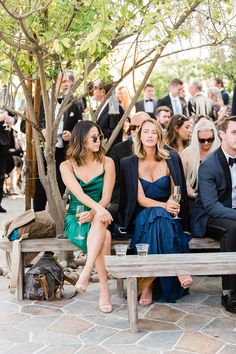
[60,120,115,313]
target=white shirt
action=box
[222,147,236,208]
[96,100,109,122]
[144,99,154,113]
[170,94,183,115]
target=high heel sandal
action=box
[99,284,112,313]
[139,285,153,307]
[99,301,113,313]
[75,282,87,293]
[178,275,193,289]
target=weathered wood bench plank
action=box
[105,252,236,333]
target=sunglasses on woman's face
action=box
[198,137,214,144]
[130,124,140,131]
[91,134,103,143]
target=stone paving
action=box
[0,197,236,354]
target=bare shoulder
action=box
[60,160,72,172]
[104,156,115,170]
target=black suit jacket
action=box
[96,103,124,146]
[221,89,229,106]
[120,152,189,233]
[191,147,236,237]
[0,121,12,146]
[108,138,133,203]
[40,97,82,145]
[156,95,188,116]
[135,99,157,119]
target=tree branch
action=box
[0,0,52,20]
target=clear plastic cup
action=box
[114,244,128,257]
[136,243,149,256]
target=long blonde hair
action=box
[117,86,131,110]
[133,118,169,161]
[184,118,220,188]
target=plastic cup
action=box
[114,244,128,257]
[136,243,149,256]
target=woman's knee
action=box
[91,214,107,228]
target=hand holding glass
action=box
[172,186,181,219]
[75,205,85,241]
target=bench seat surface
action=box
[105,252,236,277]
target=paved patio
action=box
[0,197,236,354]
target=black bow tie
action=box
[57,97,64,104]
[145,99,153,102]
[228,157,236,167]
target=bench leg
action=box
[117,278,125,297]
[127,277,138,333]
[18,253,24,301]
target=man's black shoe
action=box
[0,206,6,213]
[222,292,236,313]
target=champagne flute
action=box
[172,185,181,219]
[75,205,85,240]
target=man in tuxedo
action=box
[0,112,15,212]
[108,112,150,222]
[213,78,229,106]
[191,116,236,313]
[93,81,124,146]
[156,78,188,116]
[188,79,214,117]
[135,84,157,119]
[34,71,82,211]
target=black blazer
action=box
[39,97,82,149]
[108,138,133,203]
[156,95,188,116]
[0,121,12,146]
[120,152,189,233]
[96,103,124,146]
[191,147,236,237]
[135,99,157,119]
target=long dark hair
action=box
[66,120,105,166]
[165,114,190,150]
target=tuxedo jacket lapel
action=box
[217,147,232,197]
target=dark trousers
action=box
[0,145,10,204]
[206,217,236,291]
[33,147,66,211]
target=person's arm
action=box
[60,160,112,223]
[198,161,236,219]
[137,179,180,215]
[99,156,116,207]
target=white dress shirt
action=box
[170,94,183,115]
[144,99,154,114]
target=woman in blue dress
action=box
[120,118,192,306]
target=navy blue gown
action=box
[130,176,191,302]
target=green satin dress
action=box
[64,172,104,253]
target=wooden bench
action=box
[111,237,220,297]
[105,252,236,333]
[0,236,220,301]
